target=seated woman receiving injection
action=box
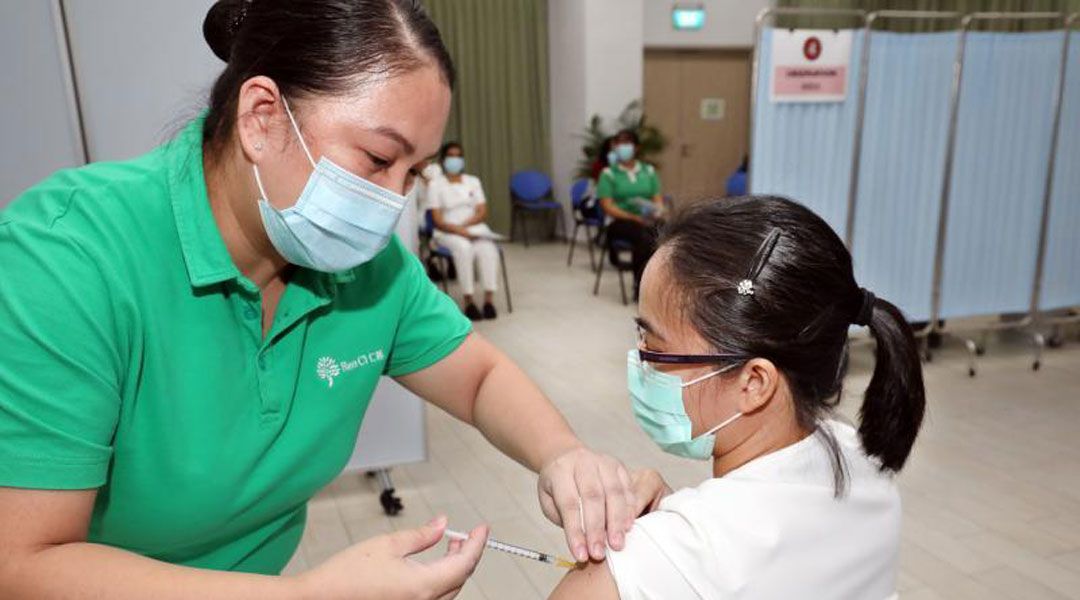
[551,196,926,599]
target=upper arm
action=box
[600,197,617,216]
[395,333,497,424]
[0,487,97,557]
[431,207,448,229]
[595,171,614,199]
[426,180,444,209]
[549,561,621,600]
[472,178,487,205]
[597,510,704,600]
[383,239,473,378]
[0,207,123,491]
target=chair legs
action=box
[616,266,628,306]
[567,223,578,266]
[593,254,604,296]
[555,209,568,242]
[498,247,513,314]
[585,225,597,272]
[568,223,599,272]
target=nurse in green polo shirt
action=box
[595,129,665,301]
[0,2,642,598]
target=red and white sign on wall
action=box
[770,29,853,103]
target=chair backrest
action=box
[510,170,553,203]
[725,170,747,197]
[570,178,590,208]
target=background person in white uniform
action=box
[550,196,927,600]
[429,141,501,320]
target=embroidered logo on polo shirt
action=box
[315,349,386,388]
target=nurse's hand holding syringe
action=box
[295,516,488,599]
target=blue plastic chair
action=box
[509,170,567,247]
[726,168,748,197]
[420,210,513,313]
[566,179,605,271]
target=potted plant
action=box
[575,99,668,180]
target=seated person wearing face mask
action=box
[550,196,927,600]
[596,129,665,300]
[428,141,502,321]
[414,157,445,214]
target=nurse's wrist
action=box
[537,438,587,471]
[281,572,315,600]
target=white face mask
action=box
[253,96,407,273]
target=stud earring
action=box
[253,141,264,151]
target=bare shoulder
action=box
[548,560,621,600]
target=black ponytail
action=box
[859,298,926,472]
[660,196,927,492]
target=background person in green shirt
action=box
[595,129,665,301]
[0,2,647,598]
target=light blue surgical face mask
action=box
[252,97,407,273]
[606,150,619,167]
[615,143,636,163]
[443,156,465,175]
[627,350,743,460]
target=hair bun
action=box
[203,0,248,62]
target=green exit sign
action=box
[672,4,706,31]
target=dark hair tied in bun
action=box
[202,0,250,62]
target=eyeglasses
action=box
[635,322,748,365]
[637,348,748,366]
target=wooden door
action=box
[644,50,751,203]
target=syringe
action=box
[444,529,578,569]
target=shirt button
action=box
[258,356,267,370]
[243,306,259,320]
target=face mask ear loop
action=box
[281,95,317,169]
[681,362,740,388]
[694,411,743,440]
[252,165,272,203]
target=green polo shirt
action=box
[0,116,471,573]
[594,161,661,216]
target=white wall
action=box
[63,0,219,161]
[644,0,771,49]
[548,0,644,230]
[1,2,85,206]
[548,0,589,227]
[583,0,645,121]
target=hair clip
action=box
[736,228,782,297]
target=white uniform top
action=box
[606,420,901,600]
[427,174,486,226]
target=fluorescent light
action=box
[672,4,706,31]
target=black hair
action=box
[659,196,926,492]
[439,141,463,161]
[600,136,616,156]
[615,129,640,146]
[201,0,454,152]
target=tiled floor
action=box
[283,242,1080,599]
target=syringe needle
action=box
[443,528,578,569]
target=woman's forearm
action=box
[600,198,640,223]
[1,543,301,600]
[464,206,487,227]
[471,356,582,472]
